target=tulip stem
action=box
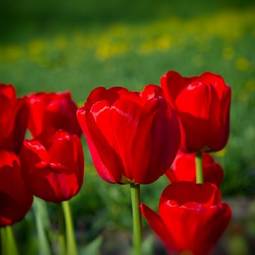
[130,183,142,255]
[195,152,204,184]
[1,228,6,255]
[62,201,78,255]
[34,199,51,255]
[4,226,19,255]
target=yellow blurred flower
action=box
[96,40,128,60]
[156,35,172,50]
[1,45,23,61]
[235,57,251,71]
[1,7,254,64]
[139,35,171,55]
[28,39,45,58]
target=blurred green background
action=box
[1,0,255,254]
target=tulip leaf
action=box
[80,236,102,255]
[142,234,154,255]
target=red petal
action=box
[48,131,78,172]
[175,81,213,120]
[167,152,224,186]
[159,197,231,255]
[10,97,29,152]
[28,91,81,139]
[140,204,175,253]
[160,71,194,107]
[85,86,128,108]
[27,92,48,137]
[0,150,33,226]
[160,183,222,207]
[140,84,162,101]
[21,139,49,166]
[0,84,17,145]
[77,107,122,183]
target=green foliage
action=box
[33,199,51,255]
[80,236,102,255]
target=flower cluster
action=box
[0,87,85,227]
[142,71,232,255]
[0,84,32,227]
[78,71,232,254]
[21,92,84,203]
[0,70,231,255]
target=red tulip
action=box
[27,92,81,142]
[0,84,28,153]
[141,182,231,255]
[161,71,231,153]
[0,150,33,227]
[20,130,84,203]
[77,85,180,184]
[166,152,224,186]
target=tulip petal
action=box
[140,204,175,253]
[0,150,33,226]
[160,183,221,207]
[28,91,81,141]
[49,131,78,172]
[77,107,122,183]
[166,152,224,186]
[0,85,16,140]
[0,84,28,152]
[160,71,194,106]
[10,98,29,152]
[157,184,231,255]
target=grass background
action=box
[1,0,255,254]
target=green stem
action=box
[1,228,6,255]
[5,226,19,255]
[62,201,78,255]
[57,233,66,255]
[195,152,204,184]
[130,183,142,255]
[34,199,51,255]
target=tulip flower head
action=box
[141,182,231,255]
[27,91,81,142]
[20,130,84,203]
[0,151,33,227]
[77,85,180,184]
[161,71,231,153]
[166,152,224,186]
[0,84,28,153]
